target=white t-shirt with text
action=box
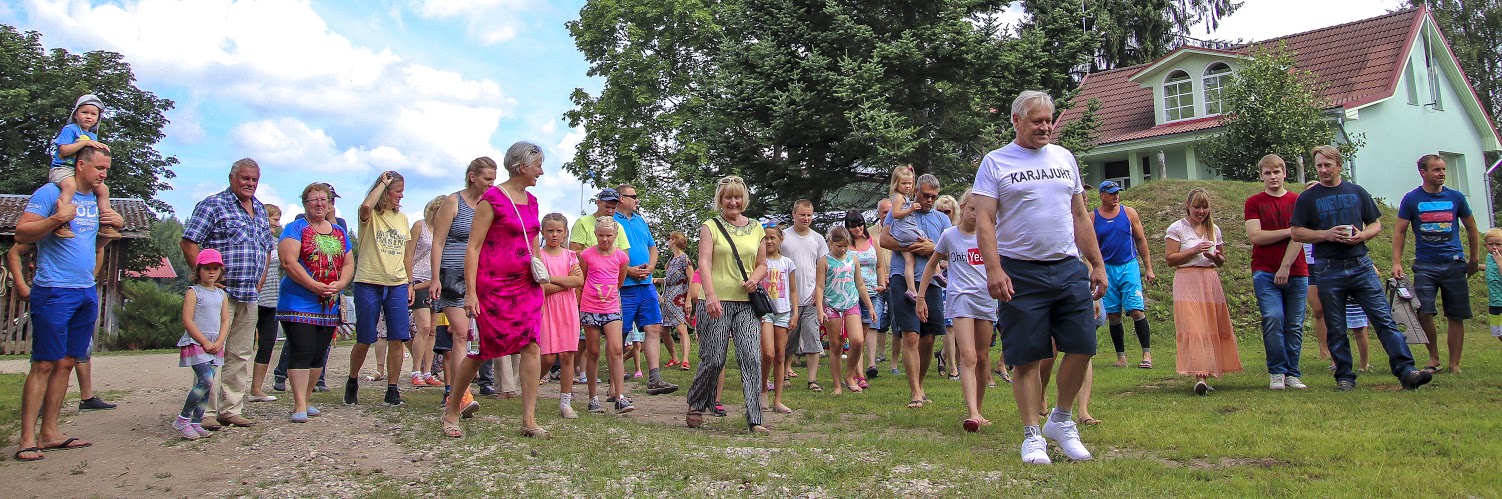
[970,142,1084,261]
[933,227,986,297]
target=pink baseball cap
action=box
[196,249,225,267]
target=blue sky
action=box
[0,0,1401,225]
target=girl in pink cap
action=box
[172,249,230,439]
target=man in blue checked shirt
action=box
[180,158,275,429]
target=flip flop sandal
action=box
[807,381,823,392]
[1080,418,1103,425]
[13,447,43,461]
[42,437,92,451]
[1138,360,1153,369]
[963,419,981,432]
[787,370,799,379]
[907,400,924,408]
[1422,365,1441,373]
[856,377,869,389]
[521,427,550,438]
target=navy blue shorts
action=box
[30,286,98,362]
[354,282,412,343]
[998,258,1096,365]
[1412,259,1472,320]
[889,278,945,336]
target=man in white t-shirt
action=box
[972,90,1108,465]
[781,200,828,389]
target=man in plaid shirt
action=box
[180,158,274,428]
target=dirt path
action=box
[0,346,418,498]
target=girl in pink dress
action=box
[538,213,583,419]
[442,142,547,439]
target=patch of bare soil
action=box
[0,346,415,498]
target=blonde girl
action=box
[404,195,447,387]
[759,225,797,413]
[1485,228,1502,343]
[538,213,586,418]
[816,225,877,395]
[917,193,997,428]
[887,165,925,303]
[578,217,633,414]
[173,250,231,439]
[1166,188,1240,394]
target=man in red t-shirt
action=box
[1244,154,1311,390]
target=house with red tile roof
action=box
[1058,5,1502,227]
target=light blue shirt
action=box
[24,184,99,288]
[613,211,657,287]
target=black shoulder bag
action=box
[711,217,775,316]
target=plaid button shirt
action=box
[183,188,274,302]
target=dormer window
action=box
[1203,62,1232,115]
[1163,70,1195,122]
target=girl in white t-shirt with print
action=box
[917,193,996,429]
[758,225,797,414]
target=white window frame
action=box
[1203,63,1231,116]
[1163,70,1195,122]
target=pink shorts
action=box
[823,305,860,320]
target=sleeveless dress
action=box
[178,285,227,367]
[471,186,544,359]
[411,221,433,283]
[660,253,691,327]
[852,239,878,298]
[539,248,581,355]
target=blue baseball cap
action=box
[1098,180,1122,194]
[596,188,620,202]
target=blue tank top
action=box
[1094,207,1136,265]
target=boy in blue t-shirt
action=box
[49,94,122,240]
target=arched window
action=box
[1163,70,1195,121]
[1203,62,1232,115]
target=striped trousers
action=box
[687,300,764,427]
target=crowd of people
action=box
[11,90,1500,465]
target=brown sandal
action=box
[442,419,463,438]
[686,410,704,428]
[521,426,549,438]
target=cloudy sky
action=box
[0,0,1404,224]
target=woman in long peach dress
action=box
[1165,188,1241,395]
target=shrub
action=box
[113,279,184,350]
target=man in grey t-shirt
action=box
[781,200,828,388]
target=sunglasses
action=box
[621,194,639,199]
[939,209,952,215]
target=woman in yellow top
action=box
[345,171,412,407]
[685,176,770,434]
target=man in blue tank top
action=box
[1092,181,1156,369]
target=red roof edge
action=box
[1422,7,1502,148]
[1342,4,1428,110]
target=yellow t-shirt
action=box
[702,216,765,302]
[355,209,410,286]
[568,214,631,251]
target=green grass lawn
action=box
[340,324,1502,497]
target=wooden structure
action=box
[0,195,156,355]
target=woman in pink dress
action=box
[441,141,547,438]
[538,212,583,418]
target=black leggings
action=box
[282,321,335,370]
[255,306,278,364]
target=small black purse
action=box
[711,218,774,316]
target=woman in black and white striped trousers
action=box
[686,176,769,434]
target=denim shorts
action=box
[762,311,792,328]
[1412,259,1472,319]
[354,282,412,343]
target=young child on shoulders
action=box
[49,94,121,240]
[577,217,633,414]
[887,164,924,302]
[759,225,797,414]
[538,213,585,418]
[173,250,231,440]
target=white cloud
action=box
[412,0,530,45]
[21,0,518,180]
[1198,0,1405,42]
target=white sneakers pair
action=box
[1021,416,1094,464]
[1270,374,1309,390]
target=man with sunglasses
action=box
[612,184,679,395]
[880,174,951,409]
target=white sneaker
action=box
[1021,435,1051,464]
[1270,374,1286,390]
[1285,376,1308,389]
[1042,418,1093,461]
[560,402,578,419]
